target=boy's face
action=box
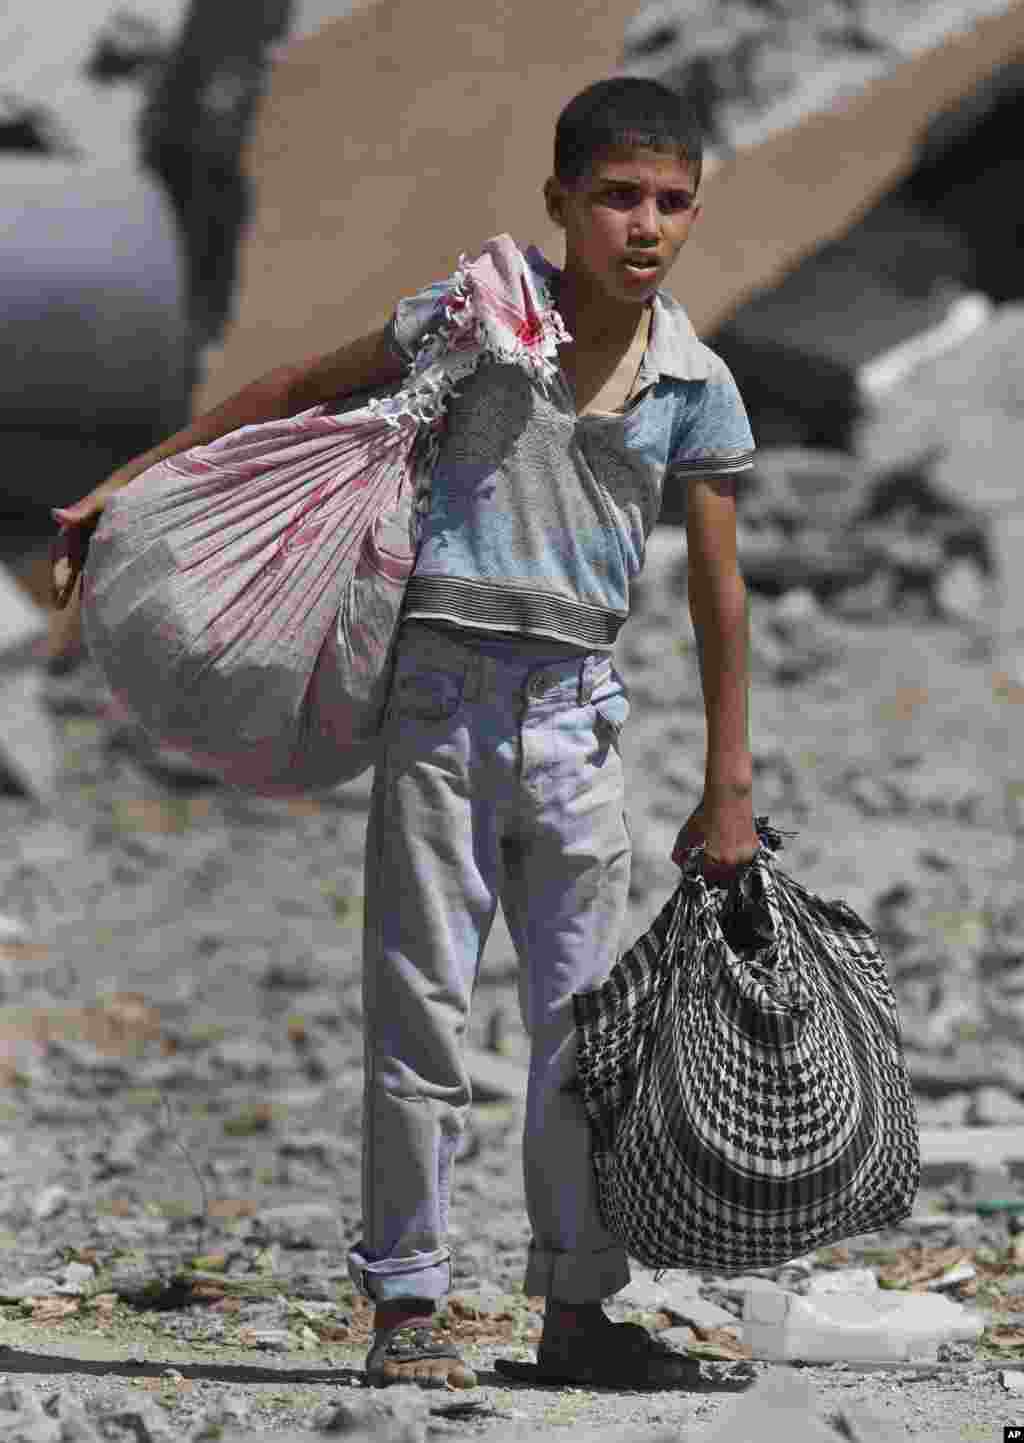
[545,145,702,309]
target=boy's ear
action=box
[544,176,566,228]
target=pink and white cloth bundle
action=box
[81,235,569,795]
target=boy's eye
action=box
[661,191,693,213]
[600,186,693,213]
[601,186,638,207]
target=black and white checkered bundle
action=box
[573,819,921,1275]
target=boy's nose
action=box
[629,199,660,237]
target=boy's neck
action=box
[555,265,649,350]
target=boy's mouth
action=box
[622,256,660,277]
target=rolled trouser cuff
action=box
[348,1246,452,1303]
[524,1241,630,1303]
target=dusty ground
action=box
[1,539,1023,1439]
[3,2,1024,1437]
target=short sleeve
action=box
[666,351,756,484]
[386,278,452,368]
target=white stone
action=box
[660,1294,743,1331]
[58,1261,96,1294]
[700,1365,839,1443]
[32,1184,68,1222]
[971,1086,1024,1127]
[742,1285,985,1363]
[0,1276,59,1301]
[805,1267,880,1297]
[938,558,989,621]
[0,914,28,944]
[0,669,62,804]
[918,1124,1024,1173]
[0,563,47,667]
[927,1262,977,1293]
[617,1270,703,1315]
[252,1330,293,1351]
[211,1039,279,1077]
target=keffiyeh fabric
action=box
[572,820,922,1274]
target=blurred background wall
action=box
[3,0,1024,634]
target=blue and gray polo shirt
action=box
[387,243,756,654]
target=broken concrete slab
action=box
[0,667,61,806]
[0,561,47,669]
[826,1393,919,1443]
[743,1282,986,1363]
[918,1124,1024,1175]
[699,1365,838,1443]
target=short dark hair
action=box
[554,77,703,191]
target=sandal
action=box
[494,1321,755,1391]
[365,1321,477,1390]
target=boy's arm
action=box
[54,328,403,523]
[674,473,759,876]
[51,327,405,608]
[286,326,406,413]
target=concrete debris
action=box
[859,291,994,400]
[805,1268,881,1298]
[255,1203,339,1249]
[83,10,166,86]
[30,1185,67,1223]
[733,443,995,629]
[460,1426,677,1443]
[915,1127,1024,1176]
[0,670,61,805]
[927,1262,977,1293]
[0,914,27,945]
[247,1329,292,1351]
[278,1132,345,1164]
[0,1277,59,1303]
[617,1269,703,1315]
[743,1280,986,1363]
[756,587,848,684]
[55,1261,96,1296]
[308,1385,429,1442]
[210,1038,279,1079]
[0,1383,180,1443]
[970,1087,1024,1127]
[0,564,47,670]
[699,1366,843,1443]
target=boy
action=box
[55,77,759,1392]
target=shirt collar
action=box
[525,244,710,384]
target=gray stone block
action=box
[0,668,61,804]
[0,563,46,668]
[700,1366,838,1442]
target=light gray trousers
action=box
[348,619,634,1304]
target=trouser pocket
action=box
[592,688,631,758]
[389,662,465,722]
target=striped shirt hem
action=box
[401,576,625,652]
[666,449,757,482]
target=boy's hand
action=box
[50,481,117,608]
[671,792,760,886]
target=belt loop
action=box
[464,653,482,704]
[465,652,494,705]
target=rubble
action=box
[732,444,997,631]
[743,1280,986,1364]
[699,1365,916,1443]
[0,670,62,806]
[0,564,47,671]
